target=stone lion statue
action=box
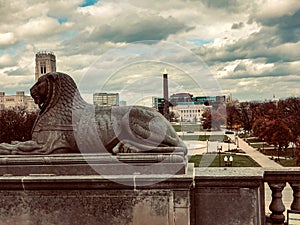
[0,72,187,155]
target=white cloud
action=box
[0,32,17,47]
[16,16,70,40]
[0,0,299,101]
[0,54,15,68]
[254,0,300,22]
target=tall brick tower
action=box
[163,68,169,117]
[35,51,56,82]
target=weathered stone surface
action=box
[192,168,264,225]
[0,189,171,225]
[194,188,260,225]
[0,164,194,225]
[0,153,186,175]
[0,165,276,225]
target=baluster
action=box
[289,182,300,211]
[268,182,286,225]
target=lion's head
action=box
[30,72,87,115]
[30,75,51,111]
[30,72,88,144]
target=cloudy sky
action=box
[0,0,299,104]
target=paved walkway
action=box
[184,133,282,168]
[227,135,282,168]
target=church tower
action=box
[35,51,56,82]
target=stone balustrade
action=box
[264,168,300,225]
[0,154,299,225]
[191,167,300,225]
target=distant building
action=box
[171,103,207,122]
[153,93,225,122]
[119,100,127,107]
[153,96,205,122]
[0,91,38,111]
[35,51,56,82]
[169,93,193,106]
[170,93,225,106]
[93,93,119,106]
[0,51,57,111]
[194,96,226,107]
[152,97,165,114]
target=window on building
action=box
[40,62,46,74]
[40,66,46,74]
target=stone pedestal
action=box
[0,154,193,225]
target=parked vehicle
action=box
[225,130,235,134]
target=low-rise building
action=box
[0,91,38,111]
[93,93,119,106]
[171,103,207,122]
[153,93,224,122]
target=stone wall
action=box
[0,189,173,225]
[0,158,193,225]
[0,154,267,225]
[191,167,264,225]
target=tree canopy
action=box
[0,107,38,143]
[227,97,300,147]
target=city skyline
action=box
[0,0,299,102]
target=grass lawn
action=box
[248,143,273,149]
[277,159,298,167]
[188,154,261,167]
[246,137,262,143]
[172,124,203,132]
[246,136,296,159]
[179,134,231,142]
[246,138,273,149]
[261,148,295,157]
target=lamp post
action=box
[206,140,209,153]
[235,135,239,148]
[217,143,222,167]
[224,155,233,167]
[224,156,228,167]
[229,156,233,167]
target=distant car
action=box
[225,130,234,134]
